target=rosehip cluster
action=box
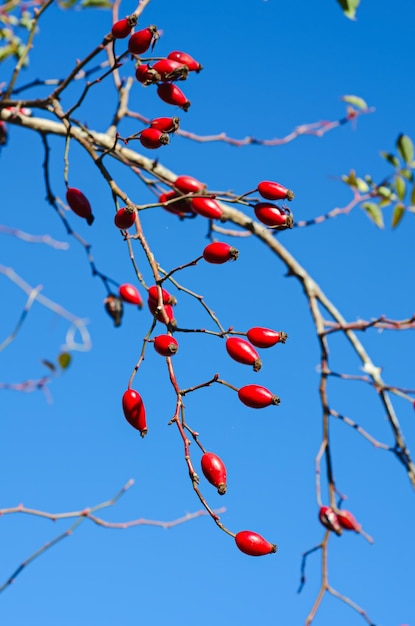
[138,116,179,150]
[318,505,372,542]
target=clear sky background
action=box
[1,1,415,625]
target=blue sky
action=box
[1,1,415,625]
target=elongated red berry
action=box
[159,191,193,217]
[66,187,94,225]
[104,294,123,327]
[148,285,176,305]
[190,197,223,219]
[111,16,137,39]
[254,203,292,228]
[203,242,239,264]
[238,385,280,408]
[119,283,143,307]
[257,180,294,201]
[139,128,170,150]
[201,452,227,495]
[150,117,180,133]
[154,334,178,356]
[167,50,203,72]
[152,59,188,81]
[336,510,361,532]
[157,83,191,111]
[319,506,342,535]
[114,207,136,229]
[174,175,206,194]
[247,327,287,348]
[235,531,277,557]
[122,389,147,437]
[147,298,176,326]
[128,25,158,55]
[135,64,160,85]
[226,337,261,371]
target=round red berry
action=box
[257,180,294,201]
[111,16,136,39]
[159,191,193,217]
[238,385,280,408]
[201,452,227,495]
[128,26,158,55]
[190,197,223,219]
[203,242,239,264]
[246,327,287,348]
[153,334,179,356]
[148,285,176,305]
[152,59,188,81]
[150,117,180,133]
[174,175,205,194]
[157,83,191,111]
[139,128,170,150]
[318,506,342,535]
[167,50,203,72]
[147,298,176,326]
[336,510,361,532]
[235,531,277,557]
[118,283,143,307]
[135,64,160,85]
[226,337,261,371]
[66,187,94,225]
[254,202,292,228]
[122,389,147,436]
[114,207,136,229]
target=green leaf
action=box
[410,183,415,207]
[362,202,384,228]
[57,0,79,7]
[377,185,393,199]
[400,168,414,182]
[395,176,406,201]
[341,94,368,110]
[397,134,414,164]
[336,0,360,20]
[42,359,56,372]
[378,198,392,209]
[58,352,72,369]
[391,204,405,228]
[81,0,113,7]
[380,151,400,168]
[355,177,369,192]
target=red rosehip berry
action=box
[235,531,277,557]
[318,506,342,535]
[238,385,280,409]
[104,294,123,327]
[190,197,223,219]
[226,337,262,371]
[114,207,136,229]
[147,298,176,326]
[153,334,179,356]
[150,117,180,133]
[122,389,147,437]
[135,64,160,85]
[128,25,159,55]
[203,242,239,264]
[118,283,143,307]
[167,50,203,72]
[157,83,191,111]
[201,452,227,495]
[257,180,294,201]
[111,15,137,39]
[246,327,287,349]
[159,191,193,217]
[152,59,189,81]
[336,510,361,532]
[174,175,206,194]
[66,187,94,225]
[148,285,176,305]
[254,202,293,228]
[139,127,170,150]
